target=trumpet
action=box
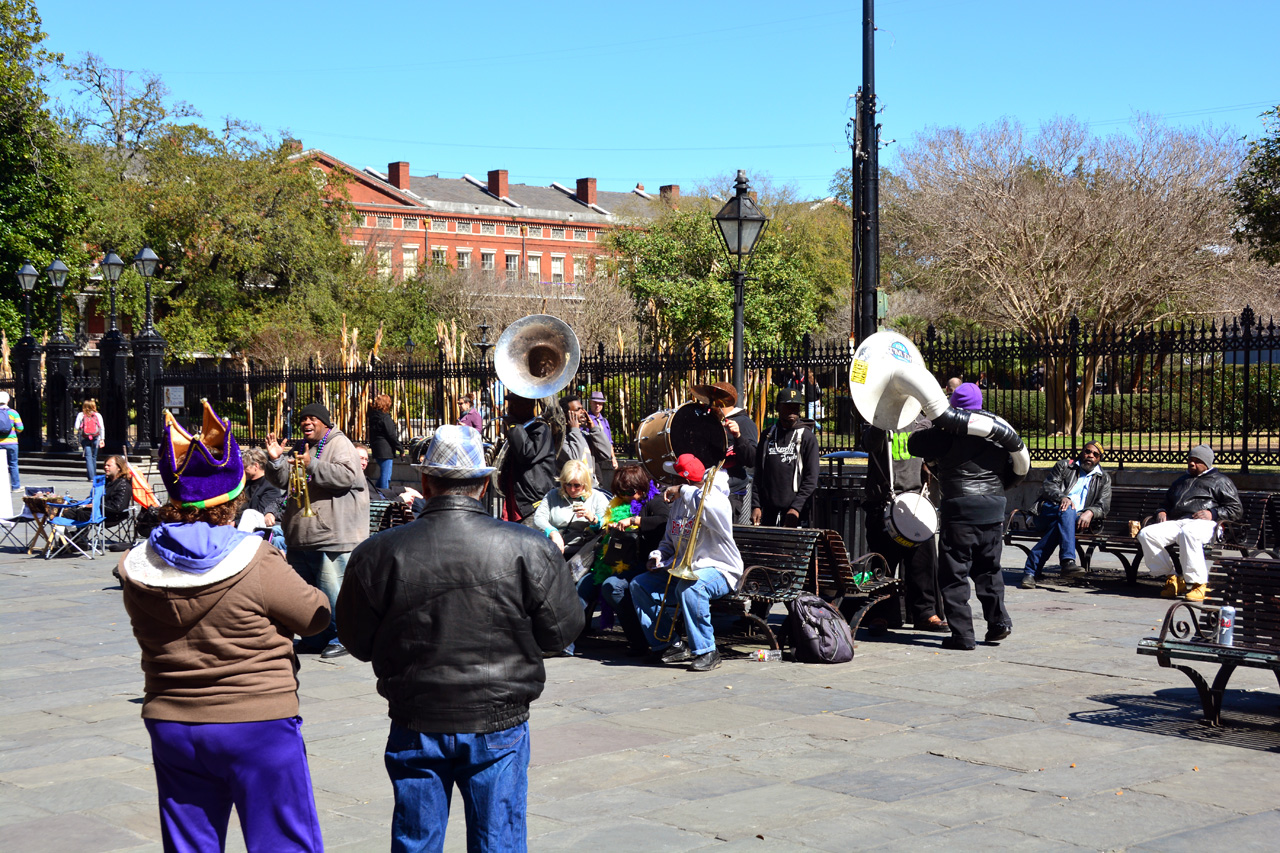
[653,461,722,643]
[287,452,317,518]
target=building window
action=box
[550,256,564,283]
[432,247,447,266]
[504,224,521,237]
[527,254,541,281]
[456,221,473,234]
[432,220,449,232]
[551,227,565,240]
[348,241,366,265]
[403,247,418,277]
[527,227,542,238]
[505,253,519,279]
[457,250,471,270]
[377,245,393,276]
[481,222,496,235]
[573,255,587,283]
[403,217,418,231]
[376,215,393,230]
[481,251,495,271]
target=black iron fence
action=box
[10,309,1280,470]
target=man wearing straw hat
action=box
[338,424,582,852]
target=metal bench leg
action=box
[1171,662,1236,727]
[844,592,893,637]
[738,613,780,650]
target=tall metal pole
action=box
[732,267,746,397]
[857,0,880,344]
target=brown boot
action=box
[1160,576,1186,598]
[1183,583,1208,602]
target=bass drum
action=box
[635,403,727,486]
[885,491,938,549]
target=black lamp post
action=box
[405,333,415,362]
[713,170,770,398]
[130,246,166,453]
[99,252,129,455]
[43,259,75,452]
[475,323,494,362]
[12,263,43,452]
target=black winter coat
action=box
[367,410,402,461]
[1161,468,1242,522]
[336,495,583,734]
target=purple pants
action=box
[145,716,324,852]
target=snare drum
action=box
[635,403,727,485]
[885,491,937,548]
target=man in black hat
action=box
[752,388,820,528]
[265,401,369,659]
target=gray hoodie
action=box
[650,470,744,589]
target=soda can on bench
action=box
[1217,606,1235,646]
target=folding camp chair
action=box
[0,486,56,552]
[46,476,107,559]
[102,464,161,550]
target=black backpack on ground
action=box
[785,593,855,664]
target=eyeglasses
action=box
[564,481,586,488]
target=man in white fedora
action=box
[337,424,582,852]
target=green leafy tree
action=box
[0,0,86,341]
[1232,105,1280,265]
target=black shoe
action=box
[1019,573,1036,590]
[940,636,976,651]
[984,624,1012,643]
[661,639,693,664]
[1060,560,1085,578]
[688,650,722,672]
[320,642,350,660]
[913,617,950,633]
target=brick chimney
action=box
[283,137,302,152]
[660,184,680,206]
[488,169,508,197]
[576,177,597,206]
[388,162,410,190]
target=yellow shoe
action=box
[1160,576,1186,598]
[1183,583,1208,602]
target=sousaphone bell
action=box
[494,314,581,399]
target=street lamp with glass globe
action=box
[713,170,770,398]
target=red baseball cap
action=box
[673,453,705,484]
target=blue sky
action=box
[39,0,1280,199]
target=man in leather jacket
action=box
[1019,442,1112,589]
[1138,444,1241,602]
[337,425,582,852]
[908,383,1015,651]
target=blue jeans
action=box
[576,568,647,652]
[385,721,529,853]
[81,438,99,481]
[3,444,19,489]
[287,549,349,647]
[376,458,394,490]
[631,566,731,655]
[1023,503,1079,576]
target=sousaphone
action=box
[494,314,581,399]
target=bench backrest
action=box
[731,525,822,601]
[1210,558,1280,653]
[1098,487,1166,536]
[1229,491,1271,549]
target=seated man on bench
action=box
[1019,442,1110,589]
[631,454,742,673]
[1138,444,1241,602]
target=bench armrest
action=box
[1157,599,1221,645]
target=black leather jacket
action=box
[1035,458,1112,519]
[336,495,582,735]
[1162,468,1242,522]
[908,424,1013,525]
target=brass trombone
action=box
[653,461,722,643]
[287,452,317,518]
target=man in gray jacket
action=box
[1019,442,1111,589]
[1138,444,1241,602]
[266,401,368,659]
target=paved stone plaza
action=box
[2,476,1278,852]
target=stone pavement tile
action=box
[840,700,966,728]
[604,698,809,739]
[989,789,1239,848]
[3,812,151,853]
[8,775,153,812]
[774,712,903,741]
[0,794,52,829]
[726,746,883,783]
[530,817,717,852]
[913,713,1052,742]
[871,780,1052,827]
[297,677,381,703]
[529,783,682,823]
[728,684,893,717]
[561,680,746,716]
[1128,809,1280,852]
[631,766,777,801]
[530,749,711,800]
[1134,757,1280,813]
[638,782,861,842]
[530,699,615,729]
[0,755,144,787]
[32,653,139,674]
[48,700,140,724]
[991,745,1199,799]
[874,664,1047,698]
[928,726,1132,772]
[83,801,161,845]
[800,753,1021,803]
[0,709,80,735]
[531,719,673,766]
[307,755,390,800]
[0,735,137,773]
[869,823,1094,852]
[772,809,947,852]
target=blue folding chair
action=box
[47,476,106,559]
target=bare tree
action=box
[886,116,1256,434]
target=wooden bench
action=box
[709,526,823,651]
[810,528,897,636]
[1136,557,1280,726]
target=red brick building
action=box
[300,146,677,283]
